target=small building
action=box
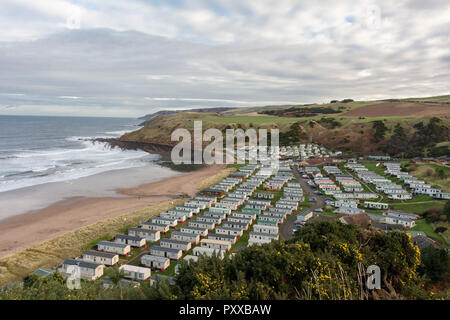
[207,233,238,244]
[364,201,389,210]
[160,238,191,252]
[59,259,104,280]
[200,239,232,252]
[115,234,146,248]
[193,246,225,259]
[149,246,183,260]
[180,226,209,237]
[77,250,119,266]
[215,227,243,237]
[150,217,178,228]
[97,241,131,256]
[140,222,170,234]
[171,231,200,244]
[119,265,151,281]
[128,228,160,242]
[253,224,279,235]
[141,255,170,271]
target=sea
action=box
[0,115,158,193]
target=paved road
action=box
[280,166,326,240]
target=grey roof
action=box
[128,227,159,234]
[82,250,117,258]
[62,258,101,269]
[160,239,190,246]
[171,231,199,238]
[115,234,144,242]
[98,241,129,248]
[150,246,182,254]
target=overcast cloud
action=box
[0,0,449,117]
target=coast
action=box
[0,164,233,285]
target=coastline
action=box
[0,163,234,285]
[0,164,227,259]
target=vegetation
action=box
[3,221,447,300]
[259,106,341,118]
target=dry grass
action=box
[0,166,234,286]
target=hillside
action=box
[123,95,450,157]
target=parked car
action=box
[309,197,316,202]
[314,208,323,213]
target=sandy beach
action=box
[0,164,225,259]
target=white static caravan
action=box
[150,246,183,260]
[232,212,256,221]
[128,228,160,242]
[193,246,225,259]
[248,232,279,246]
[200,239,232,252]
[115,234,147,248]
[184,200,209,209]
[59,259,104,281]
[364,201,389,210]
[215,227,243,238]
[196,215,222,225]
[119,265,151,281]
[140,222,170,234]
[203,211,227,220]
[160,212,187,223]
[227,216,253,225]
[388,193,412,200]
[171,231,200,244]
[141,255,170,271]
[253,224,279,235]
[209,207,232,215]
[167,209,193,219]
[180,226,209,238]
[258,215,283,224]
[215,203,238,211]
[221,221,250,231]
[207,233,238,244]
[160,239,191,252]
[176,205,199,214]
[434,192,450,200]
[188,220,215,231]
[97,241,131,256]
[150,217,178,228]
[77,250,119,266]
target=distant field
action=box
[342,102,449,118]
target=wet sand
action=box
[0,164,225,258]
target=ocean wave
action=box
[0,138,154,193]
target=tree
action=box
[418,246,449,283]
[372,120,388,142]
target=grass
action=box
[407,163,450,192]
[411,219,449,248]
[391,201,445,214]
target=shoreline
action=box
[0,164,227,260]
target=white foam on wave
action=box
[0,137,157,193]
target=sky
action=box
[0,0,449,117]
